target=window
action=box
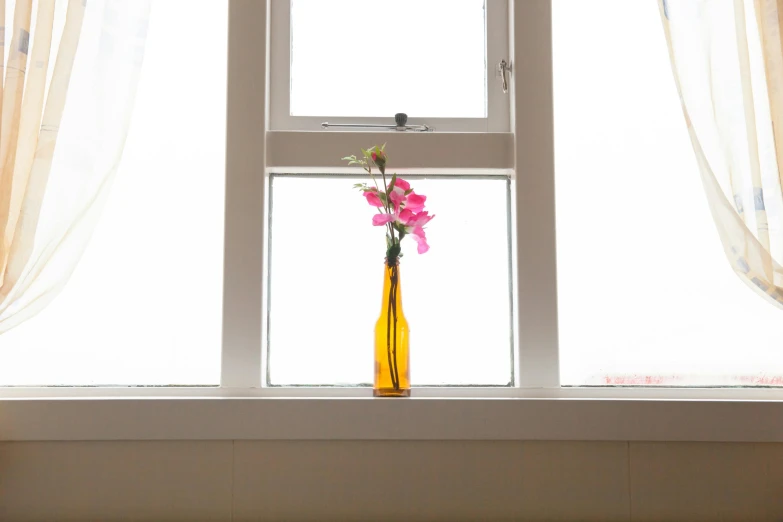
[249,0,516,388]
[0,0,227,385]
[267,175,513,386]
[3,0,781,397]
[553,0,783,386]
[271,0,510,131]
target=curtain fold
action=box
[660,0,783,307]
[0,0,150,333]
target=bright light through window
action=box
[290,0,487,118]
[268,175,512,386]
[0,0,227,386]
[554,0,783,386]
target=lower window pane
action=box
[0,1,226,386]
[554,0,783,386]
[268,175,513,386]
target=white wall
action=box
[1,440,781,521]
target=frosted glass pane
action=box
[0,1,227,385]
[290,0,486,118]
[268,176,512,386]
[554,0,783,386]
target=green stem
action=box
[379,169,395,246]
[385,272,398,390]
[390,265,400,390]
[380,170,389,212]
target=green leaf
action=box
[388,173,397,194]
[387,243,401,261]
[404,188,413,195]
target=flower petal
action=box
[411,226,430,254]
[372,213,396,226]
[405,193,426,213]
[363,191,383,207]
[389,189,406,214]
[394,178,411,191]
[410,210,434,228]
[398,208,414,225]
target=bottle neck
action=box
[380,258,403,313]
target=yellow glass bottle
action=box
[374,257,410,397]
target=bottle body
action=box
[373,258,410,397]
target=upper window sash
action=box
[268,0,511,133]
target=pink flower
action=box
[347,152,433,254]
[408,210,435,229]
[397,210,434,254]
[372,213,396,226]
[394,178,410,191]
[399,209,434,230]
[405,193,426,213]
[384,179,408,213]
[363,190,383,207]
[371,149,386,168]
[388,188,406,213]
[398,208,415,225]
[410,226,429,254]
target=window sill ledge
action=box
[2,387,783,442]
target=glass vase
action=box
[374,257,410,397]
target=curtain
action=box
[660,0,783,308]
[0,0,149,333]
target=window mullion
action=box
[510,0,560,388]
[221,0,268,388]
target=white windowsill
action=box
[2,387,783,442]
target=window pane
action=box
[290,0,486,118]
[0,1,227,386]
[554,0,783,386]
[268,176,512,386]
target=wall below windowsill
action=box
[2,439,782,521]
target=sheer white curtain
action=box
[660,0,783,308]
[0,0,149,333]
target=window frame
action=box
[268,0,511,132]
[223,0,524,389]
[2,0,783,444]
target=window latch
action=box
[499,59,512,94]
[321,113,432,132]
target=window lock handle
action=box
[321,113,432,132]
[499,59,512,94]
